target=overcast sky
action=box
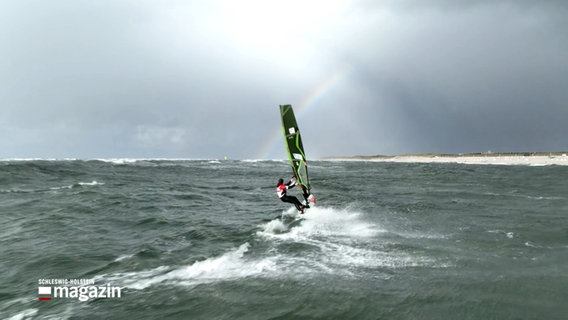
[1,0,567,159]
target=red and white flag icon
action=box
[38,287,52,301]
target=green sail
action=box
[280,104,311,199]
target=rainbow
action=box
[255,64,352,159]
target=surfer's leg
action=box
[291,196,305,211]
[281,195,304,211]
[280,196,293,207]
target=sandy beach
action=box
[330,153,568,166]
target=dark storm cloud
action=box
[0,0,307,158]
[326,0,568,155]
[1,0,567,158]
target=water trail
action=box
[100,243,277,290]
[101,205,446,291]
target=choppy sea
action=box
[1,159,567,319]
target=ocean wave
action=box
[96,158,142,165]
[101,243,276,290]
[49,180,105,190]
[4,308,38,320]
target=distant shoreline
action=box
[325,152,568,166]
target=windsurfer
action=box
[276,177,308,213]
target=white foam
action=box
[262,219,289,234]
[97,158,140,164]
[49,185,73,191]
[5,309,38,320]
[49,180,104,191]
[114,254,135,262]
[489,230,516,238]
[525,241,539,248]
[258,206,444,272]
[391,230,448,240]
[0,158,77,162]
[261,206,383,240]
[104,206,447,290]
[102,243,278,290]
[320,240,436,269]
[78,180,104,186]
[170,243,277,283]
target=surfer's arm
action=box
[286,178,297,188]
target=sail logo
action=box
[37,284,122,302]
